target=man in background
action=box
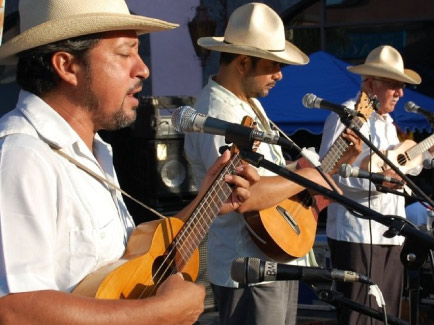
[319,45,423,324]
[185,3,360,324]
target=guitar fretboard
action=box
[320,93,373,173]
[407,134,434,161]
[320,116,365,173]
[170,154,242,270]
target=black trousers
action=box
[328,238,404,325]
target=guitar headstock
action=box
[354,91,377,121]
[229,115,258,155]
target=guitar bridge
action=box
[276,205,300,235]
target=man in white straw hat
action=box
[319,45,424,324]
[184,3,361,324]
[0,0,259,324]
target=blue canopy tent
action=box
[260,51,434,135]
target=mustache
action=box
[128,80,143,96]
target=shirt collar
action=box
[16,90,81,149]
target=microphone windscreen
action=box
[231,257,261,286]
[423,158,434,169]
[302,93,317,109]
[404,101,417,113]
[230,257,247,286]
[171,106,197,133]
[338,163,352,178]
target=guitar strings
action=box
[136,156,241,299]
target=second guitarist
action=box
[183,4,361,325]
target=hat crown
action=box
[364,45,405,73]
[223,2,285,51]
[19,0,130,33]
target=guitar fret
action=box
[173,154,242,269]
[407,134,434,160]
[320,95,372,173]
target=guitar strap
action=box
[247,99,317,266]
[51,146,166,220]
[248,98,272,132]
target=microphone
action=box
[423,158,434,169]
[338,163,404,185]
[302,93,361,118]
[171,106,298,150]
[405,101,434,120]
[231,257,372,286]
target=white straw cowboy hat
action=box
[197,2,309,66]
[347,45,421,85]
[0,0,179,65]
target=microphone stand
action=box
[313,288,408,325]
[336,112,434,324]
[235,146,434,325]
[375,185,424,201]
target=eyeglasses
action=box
[370,78,406,90]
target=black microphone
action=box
[405,101,434,120]
[171,106,298,150]
[423,158,434,169]
[231,257,372,286]
[338,163,404,185]
[302,93,361,118]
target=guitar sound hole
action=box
[397,153,407,166]
[153,255,176,286]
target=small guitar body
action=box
[244,190,319,262]
[244,92,375,262]
[368,133,434,174]
[73,218,199,299]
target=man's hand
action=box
[330,128,363,174]
[201,150,259,215]
[155,273,205,325]
[380,169,405,189]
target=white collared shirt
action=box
[0,90,135,296]
[184,77,308,288]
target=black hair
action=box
[16,33,102,96]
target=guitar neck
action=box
[320,116,365,173]
[171,154,242,270]
[407,133,434,160]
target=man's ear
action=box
[236,55,251,75]
[51,52,80,86]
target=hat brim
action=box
[0,13,178,65]
[198,36,309,66]
[347,63,421,85]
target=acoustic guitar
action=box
[244,92,375,262]
[368,133,434,174]
[73,116,254,299]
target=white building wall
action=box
[126,0,203,97]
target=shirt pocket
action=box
[69,228,98,288]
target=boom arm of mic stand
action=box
[339,114,434,209]
[315,288,408,325]
[238,149,434,253]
